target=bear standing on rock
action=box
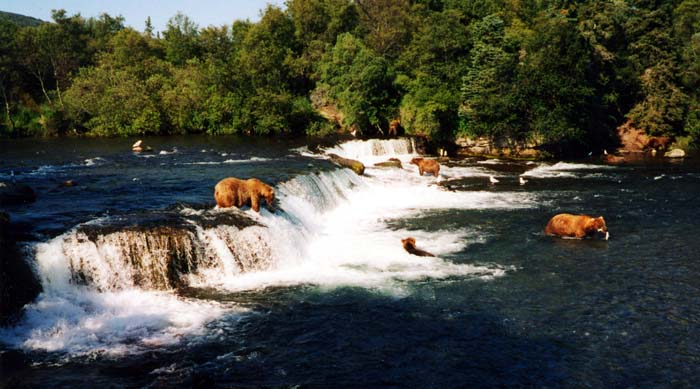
[214,177,275,213]
[410,158,440,177]
[544,213,609,240]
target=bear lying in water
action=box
[214,177,275,212]
[410,158,440,177]
[401,237,435,257]
[544,213,609,240]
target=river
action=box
[1,136,699,386]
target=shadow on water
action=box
[1,288,571,387]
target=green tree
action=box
[319,33,397,134]
[286,0,359,85]
[64,28,166,135]
[398,8,470,139]
[163,13,201,65]
[459,15,521,140]
[355,0,412,58]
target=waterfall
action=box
[35,210,282,293]
[1,138,538,356]
[323,138,417,164]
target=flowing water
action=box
[1,136,700,386]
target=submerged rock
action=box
[0,182,36,205]
[328,153,365,175]
[0,213,42,325]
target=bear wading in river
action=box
[544,213,609,240]
[402,237,435,257]
[410,158,440,177]
[214,177,275,212]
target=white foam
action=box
[0,236,240,356]
[190,167,533,293]
[2,138,538,356]
[0,289,237,356]
[522,162,613,178]
[84,157,105,166]
[181,157,271,166]
[477,159,503,165]
[323,138,417,166]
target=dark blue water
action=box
[2,137,700,387]
[0,136,326,238]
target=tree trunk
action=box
[1,86,14,131]
[52,63,64,109]
[33,71,53,106]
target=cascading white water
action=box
[324,138,417,159]
[1,138,540,357]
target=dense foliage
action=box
[0,1,698,153]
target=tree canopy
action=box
[1,1,698,154]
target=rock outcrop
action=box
[454,136,544,159]
[616,120,649,153]
[0,182,36,205]
[615,120,674,155]
[65,208,266,291]
[665,148,686,158]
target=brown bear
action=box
[544,213,609,240]
[601,154,627,165]
[410,158,440,177]
[645,136,672,152]
[401,237,435,257]
[388,119,401,137]
[214,177,275,212]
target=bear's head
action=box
[586,216,609,240]
[410,158,423,166]
[262,186,275,207]
[401,237,416,249]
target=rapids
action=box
[1,136,700,386]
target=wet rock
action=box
[328,153,365,175]
[69,208,265,290]
[77,209,258,240]
[0,349,29,376]
[58,180,77,188]
[0,182,36,205]
[0,213,41,325]
[132,139,153,153]
[664,148,686,158]
[412,136,430,155]
[374,158,402,168]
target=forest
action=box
[0,0,698,155]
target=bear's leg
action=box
[419,167,424,176]
[251,195,260,212]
